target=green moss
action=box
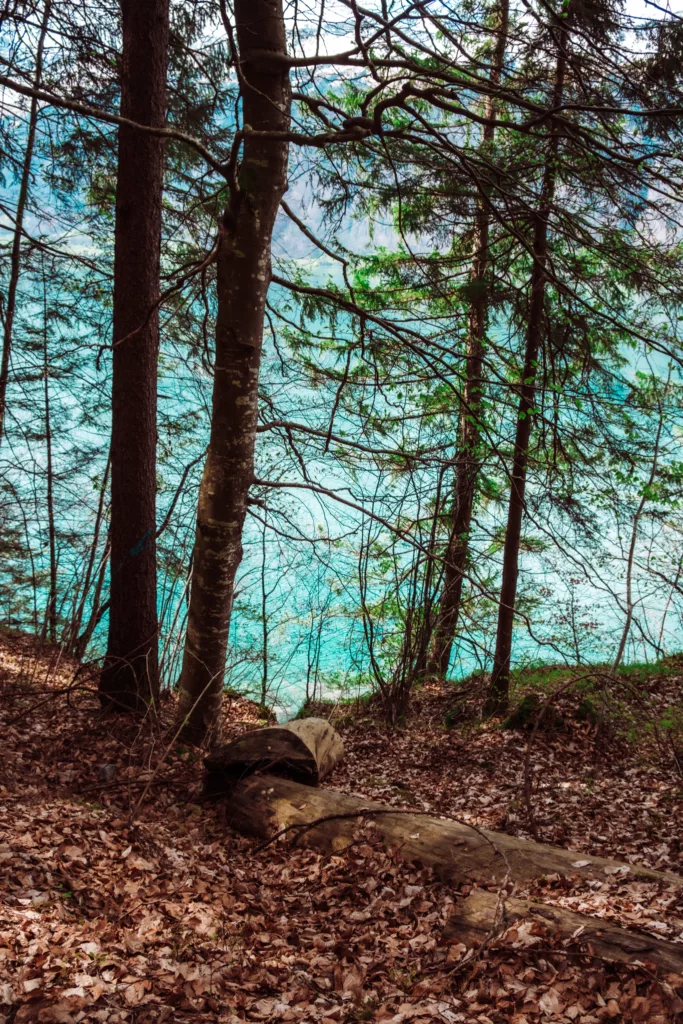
[577,696,599,724]
[503,693,541,729]
[503,693,564,731]
[444,702,468,728]
[293,690,374,721]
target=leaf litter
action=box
[0,633,682,1022]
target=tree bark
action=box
[99,0,169,711]
[205,718,344,792]
[42,264,57,644]
[485,15,570,716]
[176,0,291,744]
[443,889,683,976]
[0,0,50,447]
[223,775,682,888]
[427,0,509,677]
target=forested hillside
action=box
[1,0,683,1019]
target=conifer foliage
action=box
[0,0,683,727]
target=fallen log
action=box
[225,775,683,888]
[205,717,343,793]
[216,735,683,975]
[443,889,683,975]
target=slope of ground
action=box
[0,632,682,1023]
[325,669,683,871]
[318,671,683,945]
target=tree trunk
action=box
[224,775,682,888]
[260,514,268,708]
[205,718,344,792]
[74,540,110,660]
[176,0,291,745]
[485,16,570,716]
[613,393,665,672]
[427,0,509,677]
[0,0,50,447]
[68,451,111,654]
[443,889,683,976]
[42,265,57,644]
[99,0,169,711]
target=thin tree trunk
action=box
[176,0,291,745]
[260,513,268,710]
[612,398,664,672]
[6,479,39,633]
[158,563,192,684]
[68,451,111,653]
[485,15,570,715]
[75,537,110,660]
[42,265,57,643]
[426,0,509,677]
[99,0,169,711]
[0,0,50,447]
[656,554,682,657]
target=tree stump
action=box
[205,717,343,793]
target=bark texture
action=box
[224,775,682,888]
[443,889,683,976]
[177,0,291,744]
[486,17,569,715]
[100,0,169,711]
[205,718,344,792]
[427,0,509,677]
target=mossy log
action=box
[225,775,682,889]
[205,717,343,792]
[443,889,683,975]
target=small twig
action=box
[249,794,515,980]
[129,673,221,822]
[113,240,219,350]
[3,681,98,727]
[521,671,605,840]
[78,772,192,795]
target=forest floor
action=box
[0,630,682,1024]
